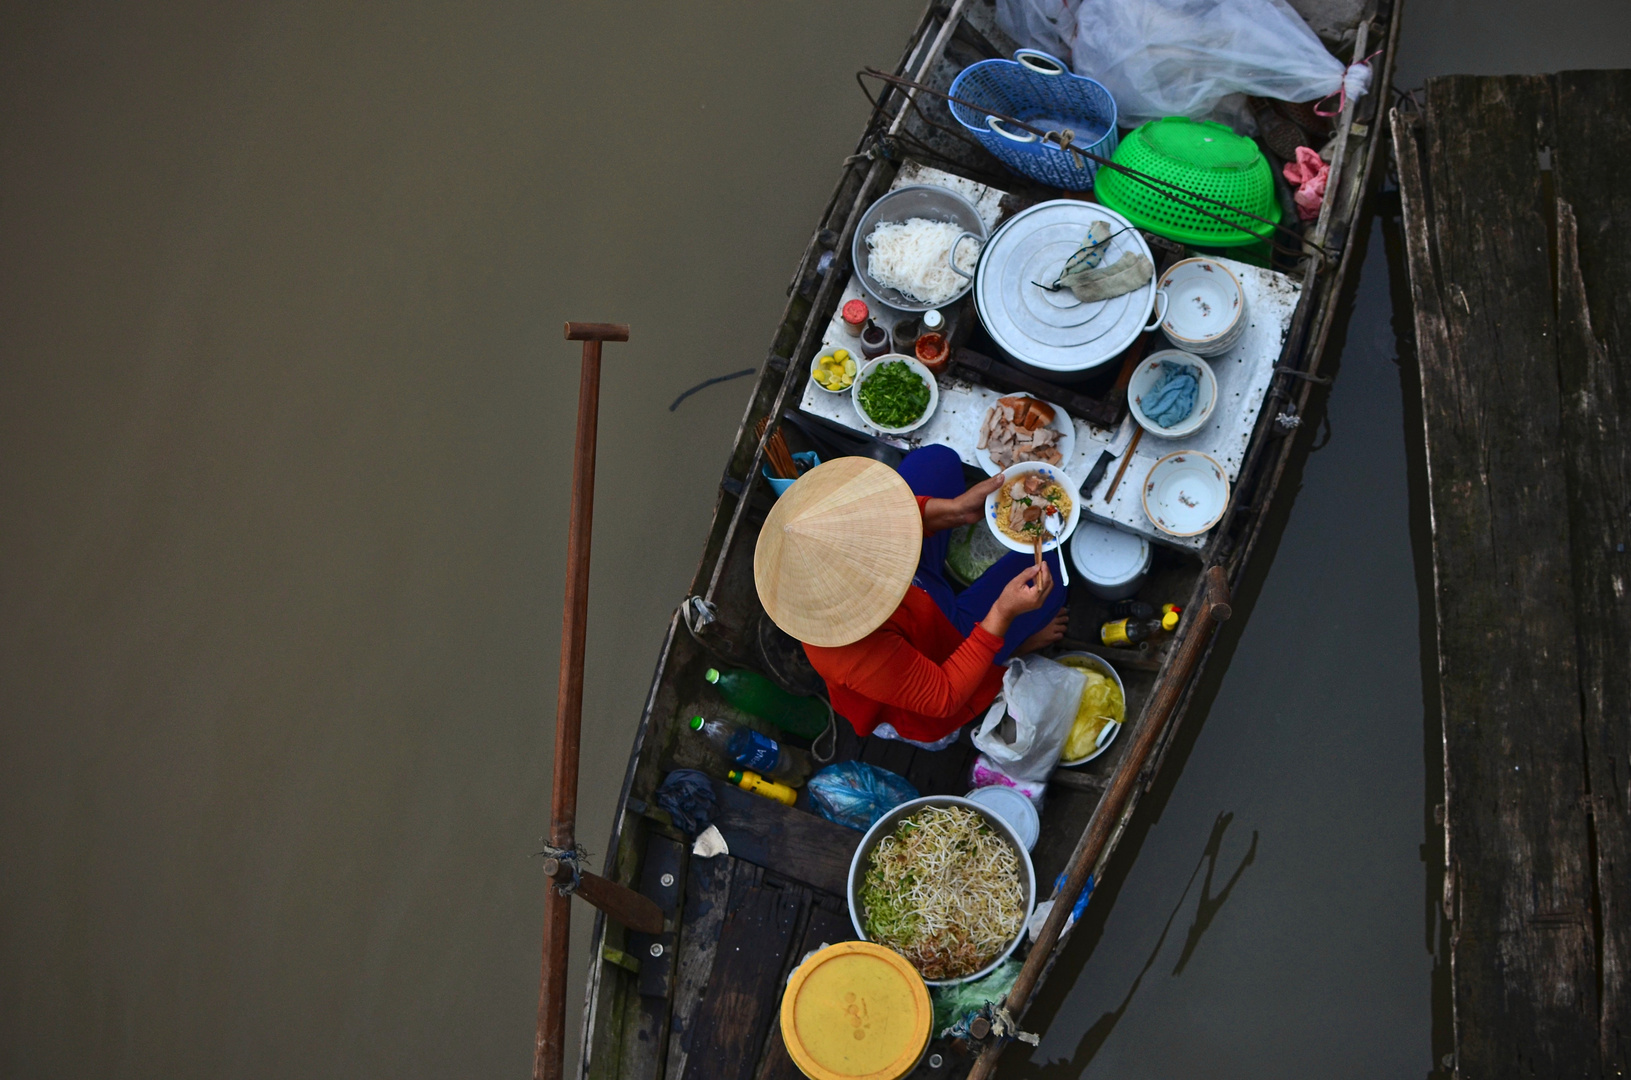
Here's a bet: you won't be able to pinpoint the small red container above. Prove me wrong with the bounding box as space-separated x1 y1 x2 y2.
841 299 869 337
914 332 950 373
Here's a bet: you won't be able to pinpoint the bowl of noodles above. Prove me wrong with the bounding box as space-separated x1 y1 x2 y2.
848 795 1036 985
983 461 1080 555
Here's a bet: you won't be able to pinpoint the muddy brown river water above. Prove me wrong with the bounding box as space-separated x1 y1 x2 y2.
2 2 1628 1077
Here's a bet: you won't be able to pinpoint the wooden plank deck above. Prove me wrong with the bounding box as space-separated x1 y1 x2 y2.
1391 72 1631 1077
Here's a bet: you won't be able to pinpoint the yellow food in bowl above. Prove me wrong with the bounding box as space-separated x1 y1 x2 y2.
1057 657 1125 760
812 348 858 391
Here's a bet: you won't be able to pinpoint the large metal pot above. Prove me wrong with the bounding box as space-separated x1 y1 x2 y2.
852 186 987 313
846 794 1037 986
973 199 1160 382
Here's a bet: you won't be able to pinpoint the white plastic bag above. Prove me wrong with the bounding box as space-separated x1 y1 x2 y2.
997 0 1348 126
972 655 1085 782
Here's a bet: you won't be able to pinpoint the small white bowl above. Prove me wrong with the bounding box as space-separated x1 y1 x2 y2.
1157 257 1246 357
851 354 939 434
1053 651 1126 767
1141 450 1230 537
809 347 858 393
1127 350 1217 439
983 460 1081 555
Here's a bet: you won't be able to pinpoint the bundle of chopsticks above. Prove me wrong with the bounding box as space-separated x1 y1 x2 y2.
755 417 800 480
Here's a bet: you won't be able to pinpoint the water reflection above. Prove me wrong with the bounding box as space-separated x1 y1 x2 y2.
1032 813 1258 1076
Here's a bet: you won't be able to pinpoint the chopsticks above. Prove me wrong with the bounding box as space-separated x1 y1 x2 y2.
755 417 800 480
1104 427 1144 504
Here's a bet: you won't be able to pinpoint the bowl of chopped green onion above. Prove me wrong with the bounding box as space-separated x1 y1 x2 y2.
847 795 1036 985
851 354 938 435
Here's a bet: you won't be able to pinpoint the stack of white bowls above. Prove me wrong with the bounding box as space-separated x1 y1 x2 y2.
1154 257 1248 357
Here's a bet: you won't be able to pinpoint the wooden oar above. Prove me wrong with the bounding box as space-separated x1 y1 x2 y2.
965 566 1233 1080
535 321 665 1080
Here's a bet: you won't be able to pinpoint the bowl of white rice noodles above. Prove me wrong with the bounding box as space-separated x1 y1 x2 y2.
852 185 987 313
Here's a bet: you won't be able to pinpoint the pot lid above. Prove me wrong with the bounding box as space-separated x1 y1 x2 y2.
975 200 1155 374
1070 520 1150 584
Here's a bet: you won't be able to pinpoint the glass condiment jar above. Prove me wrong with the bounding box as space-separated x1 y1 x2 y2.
841 298 869 338
891 315 921 355
914 331 950 373
921 308 946 333
860 321 891 359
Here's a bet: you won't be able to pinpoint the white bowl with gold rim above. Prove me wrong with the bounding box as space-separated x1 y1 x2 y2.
1141 450 1229 537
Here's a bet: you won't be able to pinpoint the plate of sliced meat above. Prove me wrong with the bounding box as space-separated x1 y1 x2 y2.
974 396 1076 475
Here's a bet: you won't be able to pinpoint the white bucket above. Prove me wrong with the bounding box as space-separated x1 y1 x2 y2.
1069 521 1151 600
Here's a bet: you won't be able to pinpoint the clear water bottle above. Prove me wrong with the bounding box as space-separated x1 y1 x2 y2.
703 667 829 740
688 715 812 786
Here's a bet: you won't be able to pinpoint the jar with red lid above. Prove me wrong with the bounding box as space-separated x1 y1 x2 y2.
840 299 869 338
914 332 950 373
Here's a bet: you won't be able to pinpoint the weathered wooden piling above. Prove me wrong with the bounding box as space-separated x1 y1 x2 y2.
1392 72 1630 1077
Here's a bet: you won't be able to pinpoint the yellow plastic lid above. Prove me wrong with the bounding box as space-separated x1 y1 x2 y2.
780 941 931 1080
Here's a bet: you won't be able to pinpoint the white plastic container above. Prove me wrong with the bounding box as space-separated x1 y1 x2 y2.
965 785 1041 851
1069 520 1151 600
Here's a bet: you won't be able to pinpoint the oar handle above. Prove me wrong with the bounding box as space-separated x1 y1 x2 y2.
565 321 630 342
535 321 630 1080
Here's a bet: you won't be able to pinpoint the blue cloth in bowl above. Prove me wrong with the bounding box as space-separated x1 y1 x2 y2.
1144 361 1199 428
764 451 821 497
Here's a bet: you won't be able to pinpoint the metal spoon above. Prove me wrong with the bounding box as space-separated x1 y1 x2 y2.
1045 510 1069 587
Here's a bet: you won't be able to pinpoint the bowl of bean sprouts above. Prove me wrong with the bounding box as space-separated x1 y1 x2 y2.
847 795 1037 985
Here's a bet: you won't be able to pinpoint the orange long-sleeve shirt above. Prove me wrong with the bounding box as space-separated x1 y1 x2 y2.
803 497 1004 744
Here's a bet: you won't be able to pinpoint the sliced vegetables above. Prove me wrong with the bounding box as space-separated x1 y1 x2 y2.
856 359 931 428
812 348 857 391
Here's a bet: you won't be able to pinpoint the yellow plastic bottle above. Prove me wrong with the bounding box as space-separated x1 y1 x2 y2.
727 768 797 806
1100 609 1180 647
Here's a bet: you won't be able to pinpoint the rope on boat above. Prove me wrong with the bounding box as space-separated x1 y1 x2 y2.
679 595 840 765
940 1002 1041 1046
538 844 586 896
680 596 718 637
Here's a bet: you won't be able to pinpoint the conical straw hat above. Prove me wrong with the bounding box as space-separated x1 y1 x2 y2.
754 457 922 648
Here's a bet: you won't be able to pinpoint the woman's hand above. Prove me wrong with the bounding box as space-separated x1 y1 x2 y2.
921 472 1006 534
979 562 1054 639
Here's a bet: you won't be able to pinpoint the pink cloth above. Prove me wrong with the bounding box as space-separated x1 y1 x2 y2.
1283 146 1329 222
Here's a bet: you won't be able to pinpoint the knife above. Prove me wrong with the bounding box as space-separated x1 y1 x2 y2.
1080 414 1137 498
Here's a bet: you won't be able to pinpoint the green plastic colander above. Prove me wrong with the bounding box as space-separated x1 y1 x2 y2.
1094 117 1281 248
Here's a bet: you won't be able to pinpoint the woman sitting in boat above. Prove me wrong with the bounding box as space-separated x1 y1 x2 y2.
754 446 1068 748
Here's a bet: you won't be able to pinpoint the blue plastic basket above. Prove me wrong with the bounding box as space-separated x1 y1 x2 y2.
948 50 1119 192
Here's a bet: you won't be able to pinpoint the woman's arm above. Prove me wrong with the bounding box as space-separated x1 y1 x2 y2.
841 563 1054 718
843 626 1005 719
920 472 1005 535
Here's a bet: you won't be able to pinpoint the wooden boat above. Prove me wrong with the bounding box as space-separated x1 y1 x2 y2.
568 3 1401 1077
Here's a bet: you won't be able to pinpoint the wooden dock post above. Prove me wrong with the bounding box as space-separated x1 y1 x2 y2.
1391 72 1630 1076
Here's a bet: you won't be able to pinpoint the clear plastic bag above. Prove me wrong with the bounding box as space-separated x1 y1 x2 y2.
972 655 1085 782
996 0 1346 125
807 762 919 832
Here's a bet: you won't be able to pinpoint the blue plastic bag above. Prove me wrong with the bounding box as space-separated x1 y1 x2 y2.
807 762 919 832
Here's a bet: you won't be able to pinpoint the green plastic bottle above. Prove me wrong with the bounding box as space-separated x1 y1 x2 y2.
703 667 829 740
